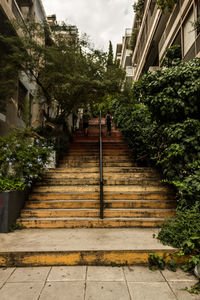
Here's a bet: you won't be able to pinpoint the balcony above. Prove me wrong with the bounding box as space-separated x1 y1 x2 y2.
125 28 132 36
16 0 33 7
158 2 180 55
134 2 158 66
12 0 24 21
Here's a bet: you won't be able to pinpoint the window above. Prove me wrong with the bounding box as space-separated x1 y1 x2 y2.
183 9 195 56
18 81 27 118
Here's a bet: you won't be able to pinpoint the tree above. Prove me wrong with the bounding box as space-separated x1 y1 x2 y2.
107 41 114 67
105 40 125 95
160 44 182 68
0 20 125 127
0 22 22 113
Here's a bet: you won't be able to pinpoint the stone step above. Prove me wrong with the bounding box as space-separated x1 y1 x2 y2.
0 228 179 267
59 162 99 167
32 185 171 193
33 186 100 193
45 168 99 173
17 217 167 228
59 162 138 167
42 173 162 180
66 152 131 156
29 192 174 201
37 179 164 186
29 192 100 201
43 173 101 179
75 132 121 137
36 179 100 186
21 208 175 219
25 199 176 209
44 167 160 174
61 155 131 161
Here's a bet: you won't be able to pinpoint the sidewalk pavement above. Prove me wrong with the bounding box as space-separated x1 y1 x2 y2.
0 266 199 300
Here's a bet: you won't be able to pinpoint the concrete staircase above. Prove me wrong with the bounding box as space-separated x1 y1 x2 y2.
17 118 176 228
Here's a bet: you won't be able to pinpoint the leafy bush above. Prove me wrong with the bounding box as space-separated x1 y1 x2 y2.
113 58 200 208
160 45 182 67
148 253 165 271
133 59 200 125
158 206 200 272
156 0 178 12
111 99 157 165
133 0 145 21
0 128 53 192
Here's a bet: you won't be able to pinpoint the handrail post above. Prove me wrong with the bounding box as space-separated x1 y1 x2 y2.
99 111 104 219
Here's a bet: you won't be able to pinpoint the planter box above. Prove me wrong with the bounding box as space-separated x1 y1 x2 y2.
0 190 28 233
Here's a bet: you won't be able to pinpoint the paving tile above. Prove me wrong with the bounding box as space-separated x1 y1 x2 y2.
47 266 86 281
87 266 124 281
169 281 200 300
85 281 130 300
0 282 43 300
124 266 164 282
128 282 177 300
161 268 197 281
7 267 50 282
0 268 15 282
40 281 85 300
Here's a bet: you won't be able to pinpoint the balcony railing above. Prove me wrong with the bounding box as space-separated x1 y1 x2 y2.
125 28 132 35
12 0 24 22
183 42 195 61
158 2 180 55
196 33 200 54
134 2 158 65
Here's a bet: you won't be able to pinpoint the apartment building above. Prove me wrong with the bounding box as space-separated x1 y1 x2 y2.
116 28 134 83
47 14 78 41
0 0 46 136
131 0 200 81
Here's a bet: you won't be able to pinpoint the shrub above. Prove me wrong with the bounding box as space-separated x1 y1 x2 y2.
111 99 157 165
0 128 53 192
158 206 200 271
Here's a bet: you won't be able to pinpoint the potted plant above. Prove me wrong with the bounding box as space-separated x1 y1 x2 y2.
0 128 53 232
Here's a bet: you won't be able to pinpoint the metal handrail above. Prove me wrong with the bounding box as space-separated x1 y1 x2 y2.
99 111 104 219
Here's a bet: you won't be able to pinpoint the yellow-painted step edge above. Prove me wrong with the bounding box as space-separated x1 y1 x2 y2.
0 250 187 267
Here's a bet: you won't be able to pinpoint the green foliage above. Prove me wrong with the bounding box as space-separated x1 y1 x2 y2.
133 59 200 124
160 44 182 67
133 0 145 21
167 259 178 272
0 128 53 192
158 206 200 271
156 0 178 12
129 28 138 51
192 17 200 33
0 20 125 126
21 95 32 128
107 41 114 67
148 253 166 271
9 223 26 232
0 177 26 192
185 281 200 294
91 94 113 118
111 98 156 164
131 59 200 207
0 31 22 113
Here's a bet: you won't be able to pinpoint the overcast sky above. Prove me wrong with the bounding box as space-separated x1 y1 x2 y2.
42 0 134 53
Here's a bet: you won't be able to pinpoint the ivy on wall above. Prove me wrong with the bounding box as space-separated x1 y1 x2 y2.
129 28 139 51
156 0 178 12
133 0 145 22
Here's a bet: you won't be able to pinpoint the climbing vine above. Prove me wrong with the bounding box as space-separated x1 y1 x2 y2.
129 28 139 51
133 0 145 22
156 0 178 12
